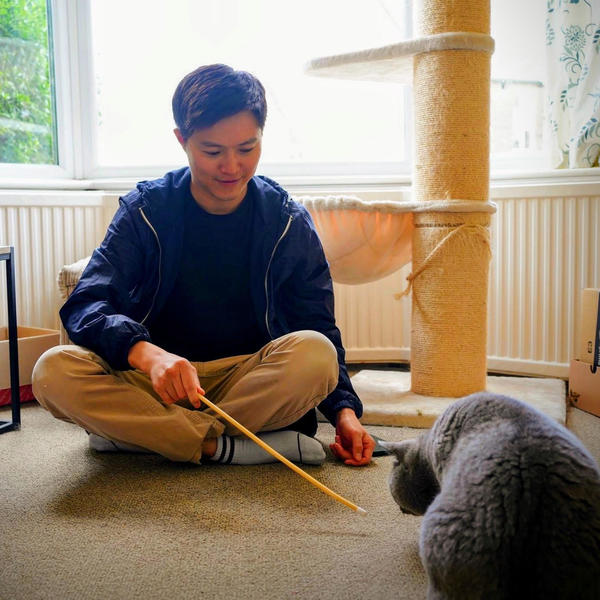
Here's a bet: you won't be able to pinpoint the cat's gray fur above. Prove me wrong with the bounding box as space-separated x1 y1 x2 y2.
382 392 600 600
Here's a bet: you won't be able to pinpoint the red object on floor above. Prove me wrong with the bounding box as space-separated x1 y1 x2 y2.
0 384 35 407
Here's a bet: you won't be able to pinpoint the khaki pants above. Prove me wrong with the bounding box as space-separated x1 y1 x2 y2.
32 330 338 464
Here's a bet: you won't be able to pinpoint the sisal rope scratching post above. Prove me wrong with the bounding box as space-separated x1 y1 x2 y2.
410 0 492 396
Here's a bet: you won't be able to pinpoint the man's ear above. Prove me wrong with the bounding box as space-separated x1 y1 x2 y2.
174 128 186 148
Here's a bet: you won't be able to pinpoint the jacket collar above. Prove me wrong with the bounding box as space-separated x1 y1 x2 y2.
248 175 291 229
135 168 290 229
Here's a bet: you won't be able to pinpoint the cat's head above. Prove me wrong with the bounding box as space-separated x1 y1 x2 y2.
380 439 439 516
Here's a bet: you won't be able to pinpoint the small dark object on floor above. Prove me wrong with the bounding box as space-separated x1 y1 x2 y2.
370 434 391 457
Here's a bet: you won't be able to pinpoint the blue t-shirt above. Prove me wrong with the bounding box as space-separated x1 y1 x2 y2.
149 187 268 361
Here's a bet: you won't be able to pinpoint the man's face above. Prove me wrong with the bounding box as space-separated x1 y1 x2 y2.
175 110 262 214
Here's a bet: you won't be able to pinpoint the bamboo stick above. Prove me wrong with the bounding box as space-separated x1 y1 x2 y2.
198 394 367 515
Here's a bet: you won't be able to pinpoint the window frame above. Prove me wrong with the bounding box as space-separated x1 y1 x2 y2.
0 0 416 184
0 0 588 188
77 0 416 182
0 0 70 180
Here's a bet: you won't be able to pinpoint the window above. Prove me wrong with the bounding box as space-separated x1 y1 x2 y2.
490 0 548 171
0 0 57 165
0 0 558 183
88 0 411 178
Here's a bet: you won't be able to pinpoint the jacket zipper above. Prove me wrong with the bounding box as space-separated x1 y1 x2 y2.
138 208 162 325
264 214 293 338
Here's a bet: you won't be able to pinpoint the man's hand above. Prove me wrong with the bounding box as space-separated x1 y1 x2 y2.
128 341 205 407
330 407 375 466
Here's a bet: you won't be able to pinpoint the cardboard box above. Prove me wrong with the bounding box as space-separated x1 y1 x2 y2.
577 288 600 365
0 326 59 405
569 359 600 418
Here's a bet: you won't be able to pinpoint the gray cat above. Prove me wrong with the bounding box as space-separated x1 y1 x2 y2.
382 392 600 600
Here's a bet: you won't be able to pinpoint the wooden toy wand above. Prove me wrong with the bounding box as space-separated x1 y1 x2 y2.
198 394 367 515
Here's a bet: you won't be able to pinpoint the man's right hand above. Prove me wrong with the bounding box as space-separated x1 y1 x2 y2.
127 341 205 407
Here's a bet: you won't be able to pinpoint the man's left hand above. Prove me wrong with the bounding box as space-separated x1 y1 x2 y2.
330 407 375 466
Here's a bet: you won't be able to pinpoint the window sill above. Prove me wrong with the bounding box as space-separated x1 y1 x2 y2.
0 167 597 196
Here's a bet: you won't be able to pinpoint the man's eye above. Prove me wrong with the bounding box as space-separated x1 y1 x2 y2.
203 151 220 157
239 147 255 154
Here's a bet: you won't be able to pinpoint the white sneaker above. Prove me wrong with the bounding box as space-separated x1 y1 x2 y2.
88 433 152 454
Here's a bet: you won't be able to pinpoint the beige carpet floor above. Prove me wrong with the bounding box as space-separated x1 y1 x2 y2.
1 401 598 600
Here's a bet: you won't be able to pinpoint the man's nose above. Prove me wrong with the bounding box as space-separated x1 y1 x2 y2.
219 151 239 174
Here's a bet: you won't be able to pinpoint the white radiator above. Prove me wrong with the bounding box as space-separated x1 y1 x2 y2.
0 192 118 331
0 185 598 378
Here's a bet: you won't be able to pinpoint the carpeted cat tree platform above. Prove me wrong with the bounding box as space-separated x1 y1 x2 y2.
304 0 566 426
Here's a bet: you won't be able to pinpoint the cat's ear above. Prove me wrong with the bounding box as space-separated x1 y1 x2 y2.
379 439 416 460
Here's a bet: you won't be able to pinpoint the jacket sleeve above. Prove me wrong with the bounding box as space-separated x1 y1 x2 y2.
279 207 363 425
59 199 153 370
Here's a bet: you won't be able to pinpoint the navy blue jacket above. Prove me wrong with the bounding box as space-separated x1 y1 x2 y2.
60 167 362 424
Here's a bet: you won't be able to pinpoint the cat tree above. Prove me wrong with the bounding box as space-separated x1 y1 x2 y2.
302 0 566 425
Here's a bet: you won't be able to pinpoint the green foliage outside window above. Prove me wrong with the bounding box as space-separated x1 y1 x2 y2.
0 0 56 164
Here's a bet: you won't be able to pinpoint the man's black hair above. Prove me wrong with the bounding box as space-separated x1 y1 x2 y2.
172 64 267 140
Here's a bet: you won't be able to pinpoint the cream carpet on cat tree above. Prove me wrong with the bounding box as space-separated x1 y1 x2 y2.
350 370 567 427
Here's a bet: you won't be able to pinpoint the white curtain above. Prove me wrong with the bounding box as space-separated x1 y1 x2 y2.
546 0 600 168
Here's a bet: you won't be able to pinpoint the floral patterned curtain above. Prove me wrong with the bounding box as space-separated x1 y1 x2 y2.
546 0 600 168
